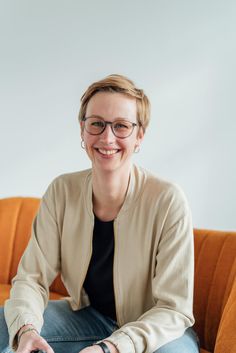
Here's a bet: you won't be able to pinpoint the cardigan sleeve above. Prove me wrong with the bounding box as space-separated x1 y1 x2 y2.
4 180 61 351
100 187 195 353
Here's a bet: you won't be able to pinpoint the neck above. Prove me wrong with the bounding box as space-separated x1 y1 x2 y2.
92 165 131 221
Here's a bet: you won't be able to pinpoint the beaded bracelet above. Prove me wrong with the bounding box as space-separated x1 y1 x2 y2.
18 327 38 344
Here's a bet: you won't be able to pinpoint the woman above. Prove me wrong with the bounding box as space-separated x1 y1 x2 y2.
1 74 199 353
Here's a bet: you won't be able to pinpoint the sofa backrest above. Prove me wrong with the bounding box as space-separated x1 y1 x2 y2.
0 197 68 295
193 229 236 352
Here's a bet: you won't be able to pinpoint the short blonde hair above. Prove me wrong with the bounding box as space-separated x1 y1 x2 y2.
78 74 150 132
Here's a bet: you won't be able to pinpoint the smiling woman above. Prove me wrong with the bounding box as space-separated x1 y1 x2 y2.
80 92 143 182
1 74 200 353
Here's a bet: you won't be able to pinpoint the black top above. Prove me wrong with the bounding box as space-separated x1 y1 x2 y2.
83 215 117 321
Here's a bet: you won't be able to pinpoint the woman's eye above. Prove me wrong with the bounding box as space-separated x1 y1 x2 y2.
91 121 104 127
114 123 129 129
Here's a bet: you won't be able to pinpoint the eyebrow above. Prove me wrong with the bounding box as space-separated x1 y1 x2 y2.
85 115 131 121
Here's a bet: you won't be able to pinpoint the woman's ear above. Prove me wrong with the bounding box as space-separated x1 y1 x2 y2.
137 126 144 144
80 121 84 139
134 127 144 153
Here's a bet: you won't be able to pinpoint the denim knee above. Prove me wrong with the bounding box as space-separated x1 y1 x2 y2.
0 307 11 353
154 328 200 353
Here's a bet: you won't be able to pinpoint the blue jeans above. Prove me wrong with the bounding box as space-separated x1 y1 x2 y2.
0 300 200 353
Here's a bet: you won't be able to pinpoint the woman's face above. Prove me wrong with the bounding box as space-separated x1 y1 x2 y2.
81 92 144 174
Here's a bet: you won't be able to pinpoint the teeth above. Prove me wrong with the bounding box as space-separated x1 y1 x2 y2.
98 149 118 155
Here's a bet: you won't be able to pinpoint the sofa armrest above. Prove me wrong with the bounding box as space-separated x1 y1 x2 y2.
215 277 236 353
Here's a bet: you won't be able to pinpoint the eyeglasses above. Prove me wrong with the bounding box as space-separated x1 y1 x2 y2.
82 116 138 138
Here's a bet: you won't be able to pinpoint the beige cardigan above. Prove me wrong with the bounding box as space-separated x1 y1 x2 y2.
4 164 195 353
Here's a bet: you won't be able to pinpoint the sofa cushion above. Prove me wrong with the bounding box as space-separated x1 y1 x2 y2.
0 284 12 305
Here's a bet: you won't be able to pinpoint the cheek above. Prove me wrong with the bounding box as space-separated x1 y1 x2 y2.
122 140 136 154
83 133 96 147
129 136 139 149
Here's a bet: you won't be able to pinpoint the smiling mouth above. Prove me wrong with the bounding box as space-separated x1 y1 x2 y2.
95 148 120 155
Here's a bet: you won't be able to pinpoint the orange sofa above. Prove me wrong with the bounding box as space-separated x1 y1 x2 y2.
0 197 235 353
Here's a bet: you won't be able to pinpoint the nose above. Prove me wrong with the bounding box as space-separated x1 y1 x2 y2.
99 123 115 143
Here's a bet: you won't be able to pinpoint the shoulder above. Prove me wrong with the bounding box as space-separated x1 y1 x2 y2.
134 164 190 215
52 168 91 188
43 168 92 201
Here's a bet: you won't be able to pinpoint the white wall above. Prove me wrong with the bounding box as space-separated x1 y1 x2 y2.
1 0 235 230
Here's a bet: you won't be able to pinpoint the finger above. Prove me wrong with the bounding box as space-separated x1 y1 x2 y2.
30 342 55 353
34 340 55 353
18 338 55 353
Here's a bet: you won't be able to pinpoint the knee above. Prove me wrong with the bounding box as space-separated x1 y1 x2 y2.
153 328 199 353
0 307 11 353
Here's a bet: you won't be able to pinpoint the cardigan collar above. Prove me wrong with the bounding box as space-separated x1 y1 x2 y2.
83 164 147 219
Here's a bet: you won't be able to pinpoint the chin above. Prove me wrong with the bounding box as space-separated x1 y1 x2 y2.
93 159 132 174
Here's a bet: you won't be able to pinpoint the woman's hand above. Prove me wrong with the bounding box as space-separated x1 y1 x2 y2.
79 341 119 353
16 325 54 353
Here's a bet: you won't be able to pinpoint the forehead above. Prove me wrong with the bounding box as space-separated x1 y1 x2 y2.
86 92 137 121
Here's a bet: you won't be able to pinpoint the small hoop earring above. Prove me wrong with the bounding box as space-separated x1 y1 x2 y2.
134 145 140 153
81 140 85 149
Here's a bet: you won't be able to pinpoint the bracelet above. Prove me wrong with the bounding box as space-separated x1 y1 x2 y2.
18 327 38 344
95 342 111 353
